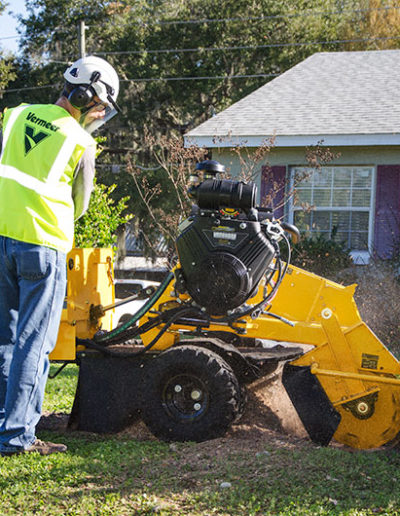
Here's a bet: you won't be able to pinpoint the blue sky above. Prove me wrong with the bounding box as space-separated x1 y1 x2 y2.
0 0 27 54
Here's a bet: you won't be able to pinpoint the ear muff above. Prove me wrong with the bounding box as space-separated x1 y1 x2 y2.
68 84 95 110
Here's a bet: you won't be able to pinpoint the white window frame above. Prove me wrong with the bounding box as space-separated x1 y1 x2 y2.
287 166 376 264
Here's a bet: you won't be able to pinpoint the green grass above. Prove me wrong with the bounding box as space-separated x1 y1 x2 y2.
42 364 79 413
1 365 400 515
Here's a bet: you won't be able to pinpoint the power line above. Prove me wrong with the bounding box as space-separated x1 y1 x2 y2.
121 72 280 83
150 4 400 25
3 33 400 94
0 83 59 94
96 35 400 57
3 2 398 41
0 73 277 94
96 162 162 171
3 28 400 94
0 35 21 41
86 4 400 28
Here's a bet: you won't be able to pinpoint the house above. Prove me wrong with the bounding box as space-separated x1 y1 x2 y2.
185 50 400 263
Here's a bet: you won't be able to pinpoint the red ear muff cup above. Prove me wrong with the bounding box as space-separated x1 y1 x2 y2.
68 85 94 109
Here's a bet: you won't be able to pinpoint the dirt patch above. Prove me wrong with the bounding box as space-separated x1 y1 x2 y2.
38 367 314 453
236 368 308 439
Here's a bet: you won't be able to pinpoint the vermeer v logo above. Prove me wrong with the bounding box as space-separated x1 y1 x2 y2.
24 124 50 155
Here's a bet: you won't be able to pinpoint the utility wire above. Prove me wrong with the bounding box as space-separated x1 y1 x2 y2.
147 4 400 25
0 35 21 40
96 35 400 56
96 162 162 171
0 72 277 94
86 3 400 28
2 33 400 94
3 2 400 40
0 83 59 94
121 72 279 83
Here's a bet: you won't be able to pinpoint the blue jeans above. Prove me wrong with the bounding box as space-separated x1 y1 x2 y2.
0 237 66 452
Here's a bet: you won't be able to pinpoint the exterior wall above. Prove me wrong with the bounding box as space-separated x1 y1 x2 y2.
211 145 400 259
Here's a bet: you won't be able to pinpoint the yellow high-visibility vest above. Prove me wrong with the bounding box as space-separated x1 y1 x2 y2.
0 103 95 252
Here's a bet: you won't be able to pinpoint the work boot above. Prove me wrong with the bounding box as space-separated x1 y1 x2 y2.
1 439 67 456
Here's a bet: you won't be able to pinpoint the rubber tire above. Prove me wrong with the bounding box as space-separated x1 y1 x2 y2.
235 385 248 423
141 345 241 442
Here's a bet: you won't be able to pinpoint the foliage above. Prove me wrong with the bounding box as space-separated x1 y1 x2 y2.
290 232 353 279
342 0 400 51
0 59 16 93
74 180 132 248
0 1 17 94
125 132 208 259
121 134 342 259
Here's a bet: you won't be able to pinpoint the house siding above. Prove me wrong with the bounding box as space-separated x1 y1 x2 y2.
374 165 400 259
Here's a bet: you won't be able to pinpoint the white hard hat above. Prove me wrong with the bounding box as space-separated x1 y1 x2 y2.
64 55 119 108
64 56 120 133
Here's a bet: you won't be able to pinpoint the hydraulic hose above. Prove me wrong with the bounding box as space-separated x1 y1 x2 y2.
78 305 196 357
95 271 174 343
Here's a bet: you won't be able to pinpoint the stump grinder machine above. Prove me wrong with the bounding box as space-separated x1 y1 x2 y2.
50 160 400 450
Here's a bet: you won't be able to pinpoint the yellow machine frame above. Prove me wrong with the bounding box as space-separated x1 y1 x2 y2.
52 248 400 449
51 248 115 361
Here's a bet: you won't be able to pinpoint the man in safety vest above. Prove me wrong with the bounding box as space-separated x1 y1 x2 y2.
0 56 120 456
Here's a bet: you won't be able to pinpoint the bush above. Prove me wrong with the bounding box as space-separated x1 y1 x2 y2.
74 180 132 248
289 233 353 279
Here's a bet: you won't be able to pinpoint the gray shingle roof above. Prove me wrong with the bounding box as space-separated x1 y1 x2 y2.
186 50 400 141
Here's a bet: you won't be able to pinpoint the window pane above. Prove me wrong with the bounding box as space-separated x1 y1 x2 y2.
313 169 332 187
333 231 350 247
351 212 369 231
295 189 312 205
313 212 330 231
332 211 350 231
314 189 331 206
350 232 369 250
333 168 351 187
332 189 350 206
293 168 312 185
352 189 371 207
294 210 311 230
353 168 372 188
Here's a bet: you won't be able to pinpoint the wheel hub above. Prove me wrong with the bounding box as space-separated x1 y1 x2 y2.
163 374 209 421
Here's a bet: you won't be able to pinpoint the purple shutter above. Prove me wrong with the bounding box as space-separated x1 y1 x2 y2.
374 165 400 259
260 165 286 219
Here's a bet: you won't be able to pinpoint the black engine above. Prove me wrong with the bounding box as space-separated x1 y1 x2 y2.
175 160 288 316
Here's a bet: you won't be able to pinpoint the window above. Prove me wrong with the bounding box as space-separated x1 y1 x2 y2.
289 166 374 261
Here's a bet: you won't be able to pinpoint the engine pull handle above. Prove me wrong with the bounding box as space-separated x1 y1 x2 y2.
280 222 301 244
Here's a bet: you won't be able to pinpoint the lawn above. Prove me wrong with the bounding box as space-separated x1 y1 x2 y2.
1 364 400 515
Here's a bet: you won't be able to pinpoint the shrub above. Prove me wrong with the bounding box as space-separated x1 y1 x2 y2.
74 180 132 248
289 233 353 279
